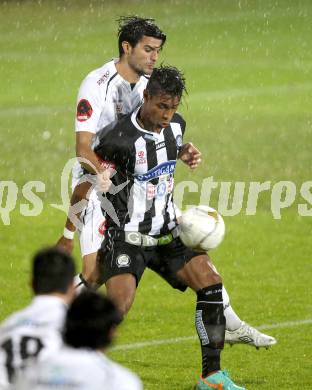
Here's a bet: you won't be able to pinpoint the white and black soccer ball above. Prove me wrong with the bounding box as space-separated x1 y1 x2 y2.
179 205 225 251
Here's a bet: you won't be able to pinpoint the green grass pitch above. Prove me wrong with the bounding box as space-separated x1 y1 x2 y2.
1 1 311 389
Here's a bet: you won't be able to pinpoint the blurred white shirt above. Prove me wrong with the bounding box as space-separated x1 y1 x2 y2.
0 296 66 389
13 346 143 390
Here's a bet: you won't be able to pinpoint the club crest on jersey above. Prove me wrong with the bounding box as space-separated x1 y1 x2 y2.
135 161 176 182
116 254 131 268
77 99 93 122
157 181 167 197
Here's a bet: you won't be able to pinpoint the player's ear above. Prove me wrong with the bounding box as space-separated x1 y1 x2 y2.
121 41 132 56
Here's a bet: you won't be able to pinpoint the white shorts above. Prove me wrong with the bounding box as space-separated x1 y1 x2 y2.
72 164 106 257
79 192 106 256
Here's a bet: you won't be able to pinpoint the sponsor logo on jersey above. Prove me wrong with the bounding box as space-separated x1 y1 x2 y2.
135 161 176 182
115 102 123 114
77 99 93 122
146 177 174 200
156 141 166 150
116 254 131 268
136 150 147 165
97 70 110 86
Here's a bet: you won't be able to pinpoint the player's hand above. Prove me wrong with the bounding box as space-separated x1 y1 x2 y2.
56 236 74 255
96 169 112 193
178 142 202 169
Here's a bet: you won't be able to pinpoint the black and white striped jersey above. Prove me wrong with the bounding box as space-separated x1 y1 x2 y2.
94 107 186 236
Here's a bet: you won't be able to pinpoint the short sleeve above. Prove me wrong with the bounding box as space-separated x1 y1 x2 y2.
75 76 103 134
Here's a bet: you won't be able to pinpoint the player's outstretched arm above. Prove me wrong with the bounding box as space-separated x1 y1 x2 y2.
178 142 202 169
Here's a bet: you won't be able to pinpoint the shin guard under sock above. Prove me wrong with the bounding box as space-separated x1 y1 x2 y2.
195 283 225 377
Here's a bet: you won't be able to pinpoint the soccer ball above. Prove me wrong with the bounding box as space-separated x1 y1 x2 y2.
179 205 225 251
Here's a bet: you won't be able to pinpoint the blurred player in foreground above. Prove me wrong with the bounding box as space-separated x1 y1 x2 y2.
56 16 276 350
13 291 142 390
0 248 76 389
94 65 246 390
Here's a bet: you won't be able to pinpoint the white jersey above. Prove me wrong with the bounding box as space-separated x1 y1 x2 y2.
73 59 149 184
0 296 66 389
13 346 142 390
75 58 148 134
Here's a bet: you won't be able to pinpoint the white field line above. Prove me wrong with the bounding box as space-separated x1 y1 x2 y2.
111 318 312 351
1 82 312 118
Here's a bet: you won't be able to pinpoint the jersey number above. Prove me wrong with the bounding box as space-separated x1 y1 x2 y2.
1 336 44 382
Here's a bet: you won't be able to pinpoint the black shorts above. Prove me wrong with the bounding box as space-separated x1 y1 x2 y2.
97 233 204 291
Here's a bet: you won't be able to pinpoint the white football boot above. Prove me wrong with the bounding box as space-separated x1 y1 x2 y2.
225 322 277 349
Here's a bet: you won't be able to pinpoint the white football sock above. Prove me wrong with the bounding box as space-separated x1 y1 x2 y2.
222 285 243 331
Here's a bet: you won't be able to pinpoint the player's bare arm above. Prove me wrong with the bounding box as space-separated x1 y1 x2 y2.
76 131 105 174
178 142 202 169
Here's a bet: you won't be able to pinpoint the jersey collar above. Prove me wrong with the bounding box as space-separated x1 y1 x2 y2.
131 107 165 139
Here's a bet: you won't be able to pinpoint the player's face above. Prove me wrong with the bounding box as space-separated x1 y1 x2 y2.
144 92 181 131
128 36 163 75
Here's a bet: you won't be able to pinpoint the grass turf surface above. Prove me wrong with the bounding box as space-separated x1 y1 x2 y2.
1 1 311 389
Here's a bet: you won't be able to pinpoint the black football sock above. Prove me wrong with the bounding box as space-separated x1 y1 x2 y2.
195 283 225 378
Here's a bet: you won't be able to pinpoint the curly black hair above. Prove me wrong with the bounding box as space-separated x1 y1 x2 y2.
117 16 166 56
146 65 187 98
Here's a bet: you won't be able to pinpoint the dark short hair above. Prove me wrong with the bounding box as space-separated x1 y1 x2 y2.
146 65 187 99
64 291 122 350
32 247 75 294
117 16 166 57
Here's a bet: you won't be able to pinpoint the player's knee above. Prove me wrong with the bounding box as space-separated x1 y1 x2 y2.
105 274 136 317
108 292 133 317
194 255 222 287
199 269 222 287
118 300 132 317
